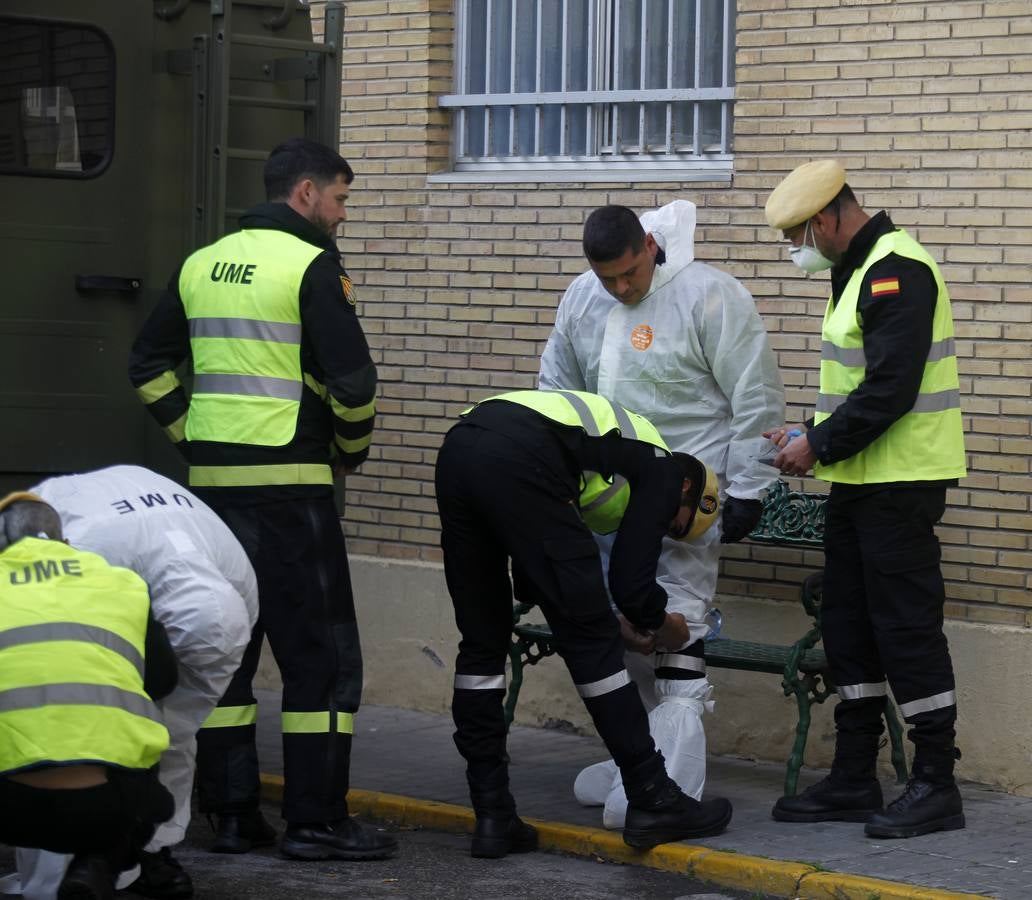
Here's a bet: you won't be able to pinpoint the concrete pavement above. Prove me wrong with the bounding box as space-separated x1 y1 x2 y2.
254 689 1031 899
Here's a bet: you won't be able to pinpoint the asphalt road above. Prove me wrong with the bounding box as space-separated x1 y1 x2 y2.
0 807 775 900
173 812 772 899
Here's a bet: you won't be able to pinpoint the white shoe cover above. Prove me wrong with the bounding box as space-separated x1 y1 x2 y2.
573 759 619 807
600 680 714 830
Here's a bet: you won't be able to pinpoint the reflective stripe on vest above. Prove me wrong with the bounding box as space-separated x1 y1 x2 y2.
179 229 322 447
188 463 333 489
0 622 144 678
0 538 169 774
0 683 163 723
813 229 966 484
467 390 670 534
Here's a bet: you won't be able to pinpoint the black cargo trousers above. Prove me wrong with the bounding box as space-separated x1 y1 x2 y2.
196 496 362 824
821 482 958 782
435 422 657 793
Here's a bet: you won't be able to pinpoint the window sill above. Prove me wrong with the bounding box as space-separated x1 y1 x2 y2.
427 158 733 185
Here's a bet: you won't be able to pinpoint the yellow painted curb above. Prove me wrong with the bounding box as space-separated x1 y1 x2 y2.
259 774 992 900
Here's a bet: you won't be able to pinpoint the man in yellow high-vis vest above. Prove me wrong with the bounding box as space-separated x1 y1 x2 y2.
0 493 176 900
436 390 731 856
129 138 392 862
763 161 967 839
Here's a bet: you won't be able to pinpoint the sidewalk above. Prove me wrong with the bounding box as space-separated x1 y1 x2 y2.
255 689 1029 899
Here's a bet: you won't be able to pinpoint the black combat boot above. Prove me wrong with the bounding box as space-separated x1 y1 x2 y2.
209 809 278 854
467 766 538 859
622 753 732 850
57 854 115 900
126 848 193 899
772 771 882 823
772 730 882 823
865 748 964 838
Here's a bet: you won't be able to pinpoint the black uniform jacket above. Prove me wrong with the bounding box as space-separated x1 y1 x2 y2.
129 203 377 505
463 400 684 631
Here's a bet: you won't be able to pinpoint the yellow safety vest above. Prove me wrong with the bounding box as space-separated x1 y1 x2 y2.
179 229 323 447
814 230 966 484
466 390 670 534
0 538 169 775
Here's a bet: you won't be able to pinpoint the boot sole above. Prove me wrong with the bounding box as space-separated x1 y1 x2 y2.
279 838 398 861
209 835 277 855
864 812 965 839
470 834 539 858
772 807 878 824
623 804 733 850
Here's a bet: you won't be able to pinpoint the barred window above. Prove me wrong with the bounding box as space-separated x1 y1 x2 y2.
436 0 735 183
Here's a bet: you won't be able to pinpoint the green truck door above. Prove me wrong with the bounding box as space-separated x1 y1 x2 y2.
0 2 153 482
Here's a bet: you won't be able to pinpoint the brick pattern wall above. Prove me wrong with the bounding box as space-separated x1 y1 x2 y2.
311 0 1032 622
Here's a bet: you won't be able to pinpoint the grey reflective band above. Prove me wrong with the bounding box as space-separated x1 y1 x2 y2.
926 337 956 363
656 654 706 674
822 337 955 369
555 390 600 436
899 689 957 719
580 474 628 512
816 389 960 416
190 317 301 344
576 669 631 699
193 374 303 401
555 390 639 443
609 401 637 438
910 389 961 413
454 674 506 691
815 393 845 414
837 681 888 701
0 683 162 723
821 341 866 368
0 623 144 678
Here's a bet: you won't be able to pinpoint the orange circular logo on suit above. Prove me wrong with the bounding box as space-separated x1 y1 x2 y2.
630 324 654 350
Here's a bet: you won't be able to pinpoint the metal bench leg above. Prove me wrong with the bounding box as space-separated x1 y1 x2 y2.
884 700 909 784
784 683 813 797
503 640 525 729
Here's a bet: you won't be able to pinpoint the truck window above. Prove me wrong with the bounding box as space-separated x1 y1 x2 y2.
0 17 114 177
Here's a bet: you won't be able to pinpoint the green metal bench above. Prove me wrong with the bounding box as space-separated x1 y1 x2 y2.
504 479 909 797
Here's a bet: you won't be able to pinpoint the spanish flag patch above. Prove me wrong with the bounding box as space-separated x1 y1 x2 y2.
870 277 900 297
340 274 356 306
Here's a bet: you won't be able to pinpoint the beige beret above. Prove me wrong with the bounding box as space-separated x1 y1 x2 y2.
764 160 847 230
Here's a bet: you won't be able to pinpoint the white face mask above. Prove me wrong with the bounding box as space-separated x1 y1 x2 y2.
788 220 833 273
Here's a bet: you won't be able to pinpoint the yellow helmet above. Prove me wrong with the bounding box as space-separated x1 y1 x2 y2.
670 453 721 542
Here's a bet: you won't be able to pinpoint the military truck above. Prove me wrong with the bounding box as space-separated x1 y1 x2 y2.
0 0 343 492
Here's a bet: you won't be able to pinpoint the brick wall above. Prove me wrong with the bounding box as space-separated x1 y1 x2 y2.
311 0 1032 623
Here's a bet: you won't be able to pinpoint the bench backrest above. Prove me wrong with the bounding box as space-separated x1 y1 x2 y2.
747 480 827 548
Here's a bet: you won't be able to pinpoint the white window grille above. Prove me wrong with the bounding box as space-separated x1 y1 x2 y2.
435 0 735 183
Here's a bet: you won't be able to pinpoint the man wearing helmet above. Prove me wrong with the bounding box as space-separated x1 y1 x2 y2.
435 389 730 858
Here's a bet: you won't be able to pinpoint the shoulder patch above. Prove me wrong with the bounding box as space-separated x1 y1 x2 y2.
870 276 900 297
340 275 356 306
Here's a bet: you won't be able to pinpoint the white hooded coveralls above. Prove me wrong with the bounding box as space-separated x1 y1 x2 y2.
539 200 784 827
3 466 257 899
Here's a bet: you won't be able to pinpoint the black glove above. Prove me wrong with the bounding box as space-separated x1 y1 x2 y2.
720 496 763 544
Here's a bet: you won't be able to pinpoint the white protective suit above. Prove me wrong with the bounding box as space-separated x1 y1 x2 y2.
539 199 784 828
1 465 257 900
